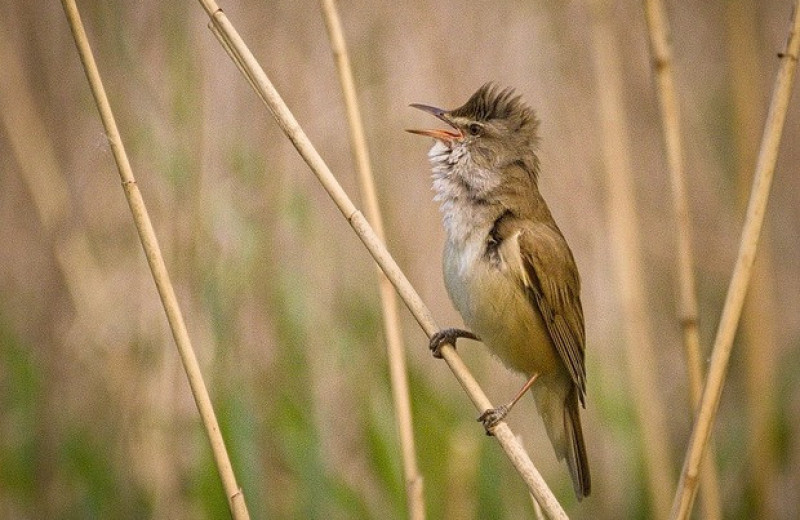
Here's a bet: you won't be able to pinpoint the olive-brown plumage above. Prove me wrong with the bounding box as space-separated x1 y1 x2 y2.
409 84 591 499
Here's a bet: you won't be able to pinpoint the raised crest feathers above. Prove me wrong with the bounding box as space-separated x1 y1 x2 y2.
450 83 536 130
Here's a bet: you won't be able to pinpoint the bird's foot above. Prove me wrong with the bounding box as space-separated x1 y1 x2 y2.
429 328 478 359
478 404 509 436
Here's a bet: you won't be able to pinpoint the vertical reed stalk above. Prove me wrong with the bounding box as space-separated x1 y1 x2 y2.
670 4 800 518
197 1 567 516
60 2 250 518
318 2 426 518
588 1 675 516
641 1 722 518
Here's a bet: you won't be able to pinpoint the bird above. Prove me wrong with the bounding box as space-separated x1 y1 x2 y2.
407 83 591 499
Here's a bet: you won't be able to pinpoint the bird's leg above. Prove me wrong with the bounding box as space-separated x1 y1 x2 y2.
479 373 540 435
428 328 479 359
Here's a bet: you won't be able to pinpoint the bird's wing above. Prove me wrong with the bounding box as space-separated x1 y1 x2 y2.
501 220 587 402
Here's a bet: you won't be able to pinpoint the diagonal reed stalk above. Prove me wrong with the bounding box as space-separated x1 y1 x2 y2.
59 1 250 518
318 1 425 518
641 1 722 518
587 1 675 517
199 0 567 517
669 3 800 518
725 2 780 515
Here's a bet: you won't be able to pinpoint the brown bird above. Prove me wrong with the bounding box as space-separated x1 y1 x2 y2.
408 83 590 499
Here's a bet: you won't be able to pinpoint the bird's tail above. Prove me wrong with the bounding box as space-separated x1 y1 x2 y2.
564 386 591 499
533 382 591 500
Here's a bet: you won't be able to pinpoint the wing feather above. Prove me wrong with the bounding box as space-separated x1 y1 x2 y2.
515 225 587 403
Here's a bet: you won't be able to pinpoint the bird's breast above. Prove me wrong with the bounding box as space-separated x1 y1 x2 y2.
442 223 560 376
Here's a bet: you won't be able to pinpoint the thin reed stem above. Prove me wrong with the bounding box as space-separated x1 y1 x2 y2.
318 1 425 518
59 2 250 518
725 2 780 515
587 1 675 517
197 0 567 516
670 3 800 518
641 1 722 518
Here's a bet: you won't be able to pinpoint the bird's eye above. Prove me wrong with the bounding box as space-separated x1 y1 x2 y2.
468 123 483 136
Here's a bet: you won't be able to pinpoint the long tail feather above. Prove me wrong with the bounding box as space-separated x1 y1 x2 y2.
564 387 591 499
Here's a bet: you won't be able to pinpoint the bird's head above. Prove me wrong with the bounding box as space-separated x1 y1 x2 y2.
407 83 540 176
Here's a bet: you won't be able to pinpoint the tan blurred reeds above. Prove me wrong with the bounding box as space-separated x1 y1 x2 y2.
1 2 799 518
0 20 90 312
587 2 675 516
642 1 722 518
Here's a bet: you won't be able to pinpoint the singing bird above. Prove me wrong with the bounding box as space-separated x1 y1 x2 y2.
408 83 590 499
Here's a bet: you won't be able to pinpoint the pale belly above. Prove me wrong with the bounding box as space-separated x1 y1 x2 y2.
443 236 561 377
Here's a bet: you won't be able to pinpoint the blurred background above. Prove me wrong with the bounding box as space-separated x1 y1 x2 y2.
1 0 798 518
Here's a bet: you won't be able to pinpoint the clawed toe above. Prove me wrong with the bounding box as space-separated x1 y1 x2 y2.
428 328 478 359
428 331 450 359
478 405 509 435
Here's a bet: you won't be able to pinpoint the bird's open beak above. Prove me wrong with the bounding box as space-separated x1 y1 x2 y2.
406 104 462 141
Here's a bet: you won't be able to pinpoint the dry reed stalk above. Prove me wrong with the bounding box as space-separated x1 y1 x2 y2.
641 1 722 518
670 3 800 518
59 2 250 518
318 2 425 518
725 1 780 515
198 1 567 516
587 2 675 517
